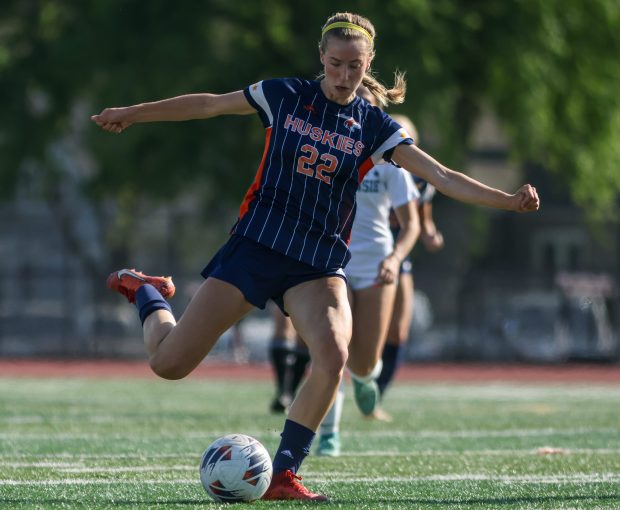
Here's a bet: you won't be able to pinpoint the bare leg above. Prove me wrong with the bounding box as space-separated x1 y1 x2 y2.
143 277 254 380
283 277 351 431
377 272 414 399
347 284 398 377
386 272 414 347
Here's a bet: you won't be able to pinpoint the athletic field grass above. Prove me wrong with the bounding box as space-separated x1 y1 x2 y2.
1 367 619 509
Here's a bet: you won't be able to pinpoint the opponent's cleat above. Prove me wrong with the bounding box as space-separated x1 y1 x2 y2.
316 432 341 457
262 469 328 502
106 268 175 304
352 378 380 416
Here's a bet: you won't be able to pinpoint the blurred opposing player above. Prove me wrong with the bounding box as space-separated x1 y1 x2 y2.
374 114 445 421
93 11 539 501
269 306 310 413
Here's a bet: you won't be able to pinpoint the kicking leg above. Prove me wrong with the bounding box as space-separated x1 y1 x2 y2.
137 277 253 379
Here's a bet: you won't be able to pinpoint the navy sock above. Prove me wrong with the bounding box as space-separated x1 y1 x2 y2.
272 419 315 475
377 342 403 396
135 284 172 325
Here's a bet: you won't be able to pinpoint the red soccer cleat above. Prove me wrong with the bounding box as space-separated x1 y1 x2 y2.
262 470 328 502
106 268 175 304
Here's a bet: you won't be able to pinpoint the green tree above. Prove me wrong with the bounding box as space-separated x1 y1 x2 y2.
1 0 619 270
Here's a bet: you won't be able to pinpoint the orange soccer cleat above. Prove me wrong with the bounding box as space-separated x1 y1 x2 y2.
106 268 175 304
262 470 328 502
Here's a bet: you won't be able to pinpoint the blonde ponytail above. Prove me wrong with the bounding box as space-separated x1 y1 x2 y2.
361 71 407 108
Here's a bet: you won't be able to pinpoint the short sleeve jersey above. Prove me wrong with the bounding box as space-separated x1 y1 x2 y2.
346 163 419 278
234 78 414 270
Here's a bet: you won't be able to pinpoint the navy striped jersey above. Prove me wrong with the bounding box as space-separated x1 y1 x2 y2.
233 77 414 269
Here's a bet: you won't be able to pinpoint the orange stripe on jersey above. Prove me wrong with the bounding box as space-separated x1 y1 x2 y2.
357 157 374 184
238 127 272 219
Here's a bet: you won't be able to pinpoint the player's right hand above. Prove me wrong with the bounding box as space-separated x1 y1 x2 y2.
375 254 400 286
513 184 540 212
91 108 133 134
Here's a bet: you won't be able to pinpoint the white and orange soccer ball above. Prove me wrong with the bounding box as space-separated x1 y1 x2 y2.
199 433 273 503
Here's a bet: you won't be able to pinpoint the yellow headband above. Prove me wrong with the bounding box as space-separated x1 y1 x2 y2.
321 21 373 43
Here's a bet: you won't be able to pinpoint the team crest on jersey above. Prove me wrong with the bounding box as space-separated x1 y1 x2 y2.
338 114 361 131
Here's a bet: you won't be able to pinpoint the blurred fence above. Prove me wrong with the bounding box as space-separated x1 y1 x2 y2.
1 266 618 364
2 203 618 363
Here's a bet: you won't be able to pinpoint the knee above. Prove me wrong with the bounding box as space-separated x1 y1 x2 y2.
312 336 349 382
397 327 410 345
356 359 378 378
149 355 190 381
388 323 409 345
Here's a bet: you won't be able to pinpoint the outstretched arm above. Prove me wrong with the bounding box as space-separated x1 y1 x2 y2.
90 90 254 133
392 144 539 213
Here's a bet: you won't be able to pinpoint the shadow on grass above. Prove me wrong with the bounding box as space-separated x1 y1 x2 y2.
337 493 620 507
0 498 205 507
2 494 619 508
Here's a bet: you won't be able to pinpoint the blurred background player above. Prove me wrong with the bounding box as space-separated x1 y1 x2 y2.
269 307 310 413
316 86 421 456
374 113 445 422
230 320 250 364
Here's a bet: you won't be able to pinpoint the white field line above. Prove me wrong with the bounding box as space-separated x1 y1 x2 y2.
0 453 194 460
1 426 618 441
314 473 620 484
2 448 620 475
0 479 197 486
0 464 195 472
343 427 620 439
344 448 620 457
388 385 620 399
2 473 620 486
2 447 620 465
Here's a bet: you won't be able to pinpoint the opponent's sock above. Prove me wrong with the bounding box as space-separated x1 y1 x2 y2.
272 419 315 474
350 359 383 384
377 343 403 396
270 340 294 398
289 346 310 396
135 284 172 325
319 380 345 436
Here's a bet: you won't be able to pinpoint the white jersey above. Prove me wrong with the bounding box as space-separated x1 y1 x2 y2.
346 162 419 279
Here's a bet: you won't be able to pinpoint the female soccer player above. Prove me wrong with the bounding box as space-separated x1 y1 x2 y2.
92 12 539 501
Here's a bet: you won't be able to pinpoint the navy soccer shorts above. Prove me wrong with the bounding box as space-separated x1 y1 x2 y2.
201 234 346 315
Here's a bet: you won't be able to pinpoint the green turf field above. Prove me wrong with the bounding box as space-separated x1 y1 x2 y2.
0 375 619 509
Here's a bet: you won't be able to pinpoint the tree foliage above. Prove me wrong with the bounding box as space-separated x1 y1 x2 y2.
1 0 619 224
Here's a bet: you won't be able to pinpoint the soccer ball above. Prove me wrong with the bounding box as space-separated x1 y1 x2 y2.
199 433 273 503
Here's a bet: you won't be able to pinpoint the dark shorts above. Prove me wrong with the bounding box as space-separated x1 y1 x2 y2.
400 259 413 275
201 234 346 315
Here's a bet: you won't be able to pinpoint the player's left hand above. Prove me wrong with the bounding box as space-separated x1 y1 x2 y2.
421 230 444 252
513 184 540 212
